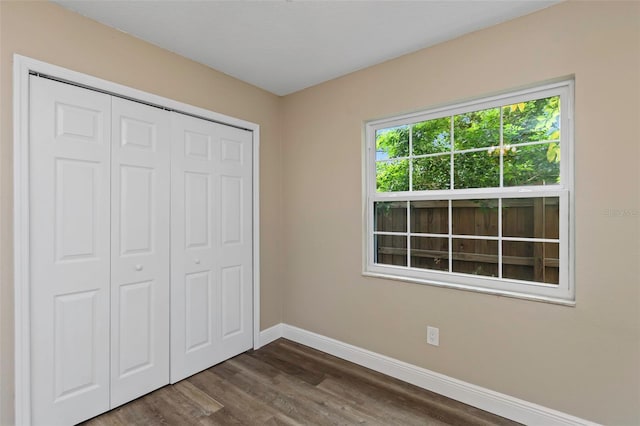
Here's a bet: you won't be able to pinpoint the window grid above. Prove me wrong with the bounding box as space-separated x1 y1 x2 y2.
373 198 561 276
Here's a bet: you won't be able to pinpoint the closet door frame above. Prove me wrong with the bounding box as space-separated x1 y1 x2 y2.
13 54 262 426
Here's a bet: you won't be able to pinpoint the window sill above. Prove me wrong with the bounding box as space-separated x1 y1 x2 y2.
362 270 576 307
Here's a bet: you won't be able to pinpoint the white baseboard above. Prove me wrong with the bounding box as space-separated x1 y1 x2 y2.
259 323 598 426
258 323 283 348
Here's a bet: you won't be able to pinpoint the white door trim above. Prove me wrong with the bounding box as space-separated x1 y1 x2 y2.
13 54 262 425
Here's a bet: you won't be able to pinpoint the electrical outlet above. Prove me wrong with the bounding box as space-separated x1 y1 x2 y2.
427 326 439 346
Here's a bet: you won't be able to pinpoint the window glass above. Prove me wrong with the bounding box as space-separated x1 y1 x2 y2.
451 238 498 277
412 117 451 155
376 126 409 159
502 197 559 239
452 199 498 236
410 200 448 234
374 201 407 233
503 241 560 285
503 144 560 186
375 235 407 266
453 107 500 150
503 96 560 145
453 151 500 189
411 237 448 271
376 159 409 192
412 156 450 190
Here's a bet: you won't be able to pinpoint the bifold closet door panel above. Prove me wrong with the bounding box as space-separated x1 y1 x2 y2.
170 113 220 382
216 122 253 362
170 113 253 383
110 98 171 407
29 76 111 425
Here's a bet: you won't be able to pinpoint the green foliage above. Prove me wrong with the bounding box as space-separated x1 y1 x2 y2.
454 107 500 150
376 125 409 158
413 156 449 190
454 151 500 189
375 96 561 192
376 160 409 192
413 117 450 155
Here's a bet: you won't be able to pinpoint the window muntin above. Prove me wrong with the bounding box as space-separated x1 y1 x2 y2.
366 81 573 302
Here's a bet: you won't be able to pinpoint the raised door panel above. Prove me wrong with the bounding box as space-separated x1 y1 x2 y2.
53 291 100 400
117 281 153 377
185 130 211 160
185 172 211 249
55 159 100 261
185 271 213 352
220 176 243 245
110 97 170 408
55 102 103 144
120 116 156 151
119 165 153 255
30 76 111 425
221 266 243 338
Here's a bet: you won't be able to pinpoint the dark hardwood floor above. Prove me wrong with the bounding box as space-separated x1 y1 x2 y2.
83 339 519 425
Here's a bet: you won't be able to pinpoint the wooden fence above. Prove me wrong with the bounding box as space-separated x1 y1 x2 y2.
375 198 559 284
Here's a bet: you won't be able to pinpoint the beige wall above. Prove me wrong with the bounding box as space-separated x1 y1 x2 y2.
281 1 639 424
0 1 283 424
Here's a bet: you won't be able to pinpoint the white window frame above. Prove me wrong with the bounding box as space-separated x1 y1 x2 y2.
363 80 575 304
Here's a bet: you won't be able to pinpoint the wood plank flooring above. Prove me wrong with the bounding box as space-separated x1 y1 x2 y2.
83 339 519 425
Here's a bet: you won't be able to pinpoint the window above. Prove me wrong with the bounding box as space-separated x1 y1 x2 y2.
364 80 574 302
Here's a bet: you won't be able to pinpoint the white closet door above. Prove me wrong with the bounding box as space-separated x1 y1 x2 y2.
110 98 171 407
170 113 253 382
29 76 111 425
216 122 254 362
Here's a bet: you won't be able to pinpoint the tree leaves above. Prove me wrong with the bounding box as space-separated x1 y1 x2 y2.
547 142 561 163
509 102 526 113
375 96 561 192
